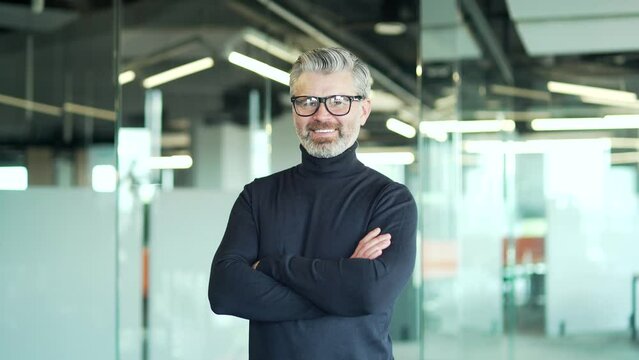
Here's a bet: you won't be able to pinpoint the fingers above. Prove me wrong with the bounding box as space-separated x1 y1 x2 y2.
350 228 392 259
358 234 391 259
360 227 382 244
350 227 382 259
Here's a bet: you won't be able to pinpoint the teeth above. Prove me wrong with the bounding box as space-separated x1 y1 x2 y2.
314 129 335 133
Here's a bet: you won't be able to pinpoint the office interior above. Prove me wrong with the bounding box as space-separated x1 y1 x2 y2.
0 0 638 359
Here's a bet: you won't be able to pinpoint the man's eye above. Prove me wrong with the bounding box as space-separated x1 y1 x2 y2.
295 98 310 107
331 97 346 105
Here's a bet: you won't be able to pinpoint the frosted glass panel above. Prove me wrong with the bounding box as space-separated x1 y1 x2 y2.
545 143 639 335
118 189 144 360
459 153 505 333
0 189 115 360
149 190 247 360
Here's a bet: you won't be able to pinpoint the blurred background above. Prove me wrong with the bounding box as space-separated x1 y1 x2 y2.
0 0 638 359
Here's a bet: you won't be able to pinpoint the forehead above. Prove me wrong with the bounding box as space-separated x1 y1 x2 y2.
292 71 356 96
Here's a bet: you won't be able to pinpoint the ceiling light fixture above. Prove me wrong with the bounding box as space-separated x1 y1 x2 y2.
386 118 416 138
580 96 639 110
228 51 290 86
611 152 639 164
118 70 136 85
374 22 407 36
531 116 639 131
547 81 637 102
142 57 214 89
242 31 300 63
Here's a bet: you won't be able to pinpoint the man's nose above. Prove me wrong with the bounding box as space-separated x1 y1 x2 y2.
313 103 332 120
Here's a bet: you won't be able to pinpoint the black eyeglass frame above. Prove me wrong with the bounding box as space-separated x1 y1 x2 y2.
290 95 364 117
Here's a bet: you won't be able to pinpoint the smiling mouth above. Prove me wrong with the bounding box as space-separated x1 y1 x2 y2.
313 129 336 133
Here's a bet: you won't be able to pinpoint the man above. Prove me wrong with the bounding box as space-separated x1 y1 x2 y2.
208 47 417 360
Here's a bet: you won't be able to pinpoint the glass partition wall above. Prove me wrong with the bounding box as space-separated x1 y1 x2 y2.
418 1 639 359
3 1 637 360
0 2 118 360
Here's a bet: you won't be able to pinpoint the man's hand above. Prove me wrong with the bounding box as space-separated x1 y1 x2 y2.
350 228 391 259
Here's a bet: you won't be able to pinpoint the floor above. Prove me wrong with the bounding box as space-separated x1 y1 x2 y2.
393 332 639 360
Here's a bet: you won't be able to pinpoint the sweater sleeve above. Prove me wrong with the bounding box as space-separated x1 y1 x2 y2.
256 183 417 317
208 185 325 322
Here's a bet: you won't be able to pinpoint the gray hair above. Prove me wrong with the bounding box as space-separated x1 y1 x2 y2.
289 47 373 98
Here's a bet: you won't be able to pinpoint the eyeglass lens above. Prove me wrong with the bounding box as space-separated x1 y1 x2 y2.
293 95 353 116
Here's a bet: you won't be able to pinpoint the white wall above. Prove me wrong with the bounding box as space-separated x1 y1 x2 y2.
0 189 116 360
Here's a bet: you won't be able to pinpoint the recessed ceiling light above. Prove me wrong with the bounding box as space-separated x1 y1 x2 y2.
374 22 406 36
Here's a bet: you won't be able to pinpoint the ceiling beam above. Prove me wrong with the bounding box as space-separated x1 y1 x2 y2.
461 0 514 85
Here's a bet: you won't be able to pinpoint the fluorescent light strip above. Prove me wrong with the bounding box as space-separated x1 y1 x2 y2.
581 96 639 110
0 93 62 116
386 118 416 138
547 81 637 102
357 152 415 165
243 32 300 63
420 120 515 134
610 137 639 149
146 155 193 169
119 70 136 85
142 57 214 89
228 51 290 86
64 102 116 121
611 152 639 164
531 117 639 131
374 22 407 35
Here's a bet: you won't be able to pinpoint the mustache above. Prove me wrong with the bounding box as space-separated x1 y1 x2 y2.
307 123 341 131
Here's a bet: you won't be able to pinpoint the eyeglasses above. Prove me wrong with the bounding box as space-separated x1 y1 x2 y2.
290 95 363 117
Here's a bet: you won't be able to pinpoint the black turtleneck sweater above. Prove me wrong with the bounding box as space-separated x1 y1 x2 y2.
208 143 417 360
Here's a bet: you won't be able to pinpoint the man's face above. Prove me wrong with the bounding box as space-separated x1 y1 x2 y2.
291 71 371 158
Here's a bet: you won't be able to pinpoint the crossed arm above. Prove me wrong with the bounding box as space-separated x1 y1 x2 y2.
208 183 417 321
252 227 391 269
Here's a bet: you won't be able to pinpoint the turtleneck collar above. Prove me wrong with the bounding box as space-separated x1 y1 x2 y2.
297 142 365 178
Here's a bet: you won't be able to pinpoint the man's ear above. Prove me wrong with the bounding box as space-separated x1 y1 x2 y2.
359 98 372 126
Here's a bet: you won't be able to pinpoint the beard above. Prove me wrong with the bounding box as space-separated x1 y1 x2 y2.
296 121 360 158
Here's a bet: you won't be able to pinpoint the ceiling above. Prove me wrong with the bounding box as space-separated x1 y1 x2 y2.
0 0 638 157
